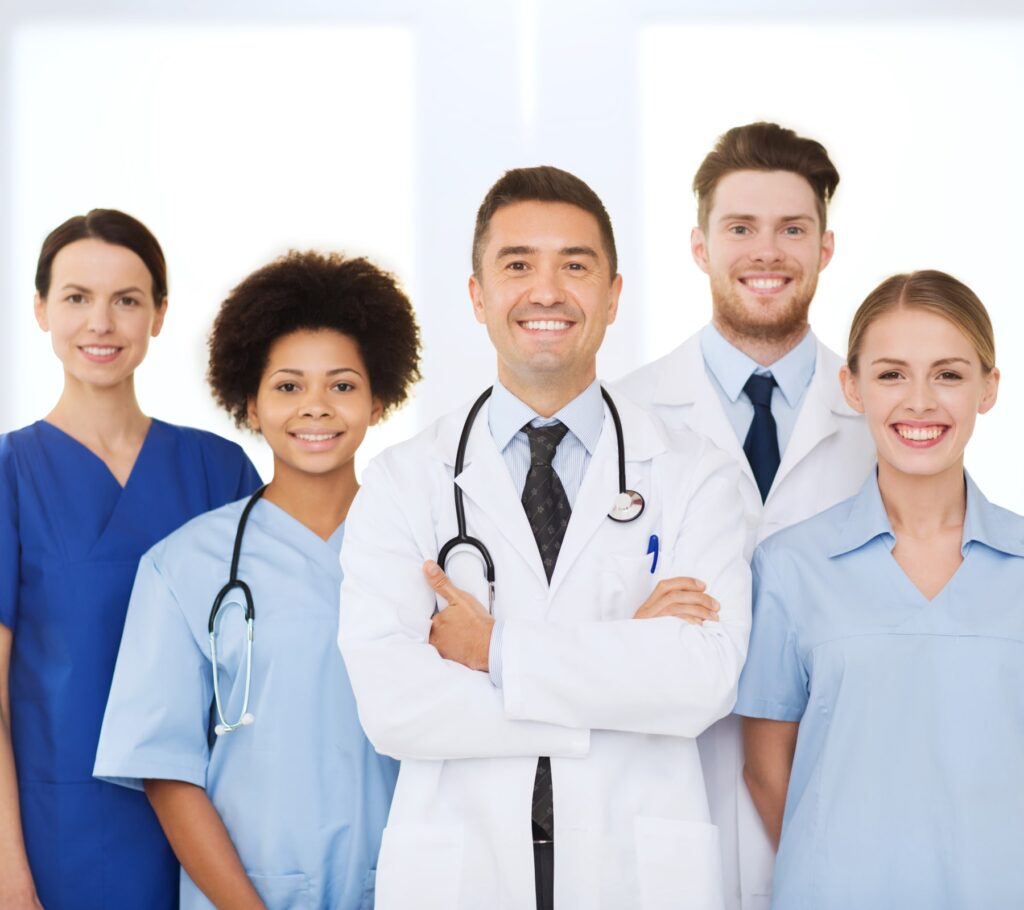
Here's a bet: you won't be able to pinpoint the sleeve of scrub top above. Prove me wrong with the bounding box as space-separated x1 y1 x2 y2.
500 441 752 738
732 544 809 721
0 437 19 630
93 551 213 790
338 457 590 763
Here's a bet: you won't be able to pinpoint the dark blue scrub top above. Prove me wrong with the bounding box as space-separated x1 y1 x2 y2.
0 418 261 910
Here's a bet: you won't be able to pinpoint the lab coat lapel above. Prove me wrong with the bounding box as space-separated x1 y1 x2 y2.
549 395 665 598
443 400 550 589
654 336 757 490
771 341 844 496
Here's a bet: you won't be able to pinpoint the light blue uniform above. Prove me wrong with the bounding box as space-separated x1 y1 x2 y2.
94 497 398 910
734 470 1024 909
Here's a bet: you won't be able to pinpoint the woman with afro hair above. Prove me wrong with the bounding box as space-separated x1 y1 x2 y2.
95 250 421 910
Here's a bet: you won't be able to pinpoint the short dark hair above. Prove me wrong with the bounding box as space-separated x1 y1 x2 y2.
472 165 618 279
208 251 421 427
35 209 168 302
693 122 840 231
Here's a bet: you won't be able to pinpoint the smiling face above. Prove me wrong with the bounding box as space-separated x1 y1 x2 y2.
692 169 834 346
33 238 166 390
840 307 999 481
247 329 382 482
469 200 622 403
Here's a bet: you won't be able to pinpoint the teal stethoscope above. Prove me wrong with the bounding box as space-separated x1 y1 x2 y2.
437 386 645 614
208 484 266 735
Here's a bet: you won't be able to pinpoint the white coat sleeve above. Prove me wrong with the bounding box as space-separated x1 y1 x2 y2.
500 444 751 738
338 455 590 762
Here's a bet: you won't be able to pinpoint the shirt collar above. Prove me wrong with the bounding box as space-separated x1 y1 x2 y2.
488 378 605 454
700 322 817 407
829 468 1024 559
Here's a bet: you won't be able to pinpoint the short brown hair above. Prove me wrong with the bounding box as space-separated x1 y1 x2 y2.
847 270 995 375
208 251 422 427
472 166 617 279
693 122 839 232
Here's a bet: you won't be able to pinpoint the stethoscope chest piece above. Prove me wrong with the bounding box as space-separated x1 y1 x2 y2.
609 490 645 523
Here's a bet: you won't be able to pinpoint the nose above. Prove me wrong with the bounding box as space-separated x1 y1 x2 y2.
528 265 567 306
87 301 114 334
749 232 784 266
301 388 334 419
904 377 937 414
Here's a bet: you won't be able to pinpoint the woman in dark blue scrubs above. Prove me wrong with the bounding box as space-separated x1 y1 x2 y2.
0 210 261 909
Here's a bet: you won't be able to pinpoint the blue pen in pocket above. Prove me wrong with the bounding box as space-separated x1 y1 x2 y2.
646 534 659 574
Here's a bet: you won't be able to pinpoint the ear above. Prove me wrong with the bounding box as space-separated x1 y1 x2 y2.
818 229 836 273
978 366 1000 415
606 273 623 326
34 292 49 331
151 296 168 337
246 397 261 433
369 395 384 427
839 363 865 414
468 274 486 325
691 227 711 276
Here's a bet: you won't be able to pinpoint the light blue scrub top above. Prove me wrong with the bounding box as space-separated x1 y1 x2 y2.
734 470 1024 910
94 497 398 910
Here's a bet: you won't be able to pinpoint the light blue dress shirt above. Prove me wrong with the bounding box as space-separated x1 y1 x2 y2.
486 379 605 686
700 323 817 456
734 470 1024 909
95 498 398 910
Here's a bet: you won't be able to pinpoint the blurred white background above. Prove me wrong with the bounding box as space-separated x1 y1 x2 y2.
2 0 1022 508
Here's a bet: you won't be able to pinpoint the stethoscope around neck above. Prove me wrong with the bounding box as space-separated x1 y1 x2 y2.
208 484 267 735
437 386 645 613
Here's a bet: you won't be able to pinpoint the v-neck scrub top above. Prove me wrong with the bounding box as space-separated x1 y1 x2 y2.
94 497 398 910
0 419 261 910
734 470 1024 909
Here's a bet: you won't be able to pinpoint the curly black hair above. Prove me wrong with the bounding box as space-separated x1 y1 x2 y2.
208 251 421 427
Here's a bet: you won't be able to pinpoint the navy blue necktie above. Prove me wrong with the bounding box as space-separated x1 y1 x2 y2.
743 373 780 503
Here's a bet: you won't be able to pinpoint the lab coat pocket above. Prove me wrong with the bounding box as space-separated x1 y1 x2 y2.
600 554 654 620
374 822 464 910
248 871 313 909
634 815 724 910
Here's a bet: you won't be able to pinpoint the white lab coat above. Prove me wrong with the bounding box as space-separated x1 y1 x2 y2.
339 390 751 910
615 331 876 910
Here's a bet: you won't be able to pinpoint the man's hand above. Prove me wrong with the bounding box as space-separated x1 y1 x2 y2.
424 560 495 671
633 576 720 624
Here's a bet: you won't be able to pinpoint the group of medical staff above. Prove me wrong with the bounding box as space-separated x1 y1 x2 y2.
0 121 1020 910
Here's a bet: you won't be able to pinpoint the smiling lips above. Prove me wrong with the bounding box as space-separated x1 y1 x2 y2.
290 430 342 451
892 423 949 448
520 319 573 332
740 275 791 295
79 345 122 363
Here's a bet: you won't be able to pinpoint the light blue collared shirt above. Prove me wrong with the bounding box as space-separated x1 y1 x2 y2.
735 470 1024 908
700 323 817 456
486 379 605 686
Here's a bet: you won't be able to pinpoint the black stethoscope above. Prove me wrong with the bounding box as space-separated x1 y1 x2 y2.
208 484 267 735
437 386 644 613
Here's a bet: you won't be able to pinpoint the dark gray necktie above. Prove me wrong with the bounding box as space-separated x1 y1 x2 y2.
522 421 571 841
742 373 781 503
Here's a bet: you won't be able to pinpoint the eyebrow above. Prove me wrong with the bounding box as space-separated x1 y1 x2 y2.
716 213 815 224
495 245 599 259
870 357 973 368
270 367 365 378
60 283 147 296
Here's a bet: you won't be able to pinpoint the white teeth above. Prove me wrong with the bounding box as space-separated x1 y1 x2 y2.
295 433 338 442
895 425 944 441
523 320 571 331
82 346 118 355
745 278 786 289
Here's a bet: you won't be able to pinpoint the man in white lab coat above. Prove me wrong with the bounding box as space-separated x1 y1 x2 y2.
617 123 876 910
339 166 751 909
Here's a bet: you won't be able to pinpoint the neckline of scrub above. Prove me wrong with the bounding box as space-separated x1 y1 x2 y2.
34 416 161 492
251 496 345 572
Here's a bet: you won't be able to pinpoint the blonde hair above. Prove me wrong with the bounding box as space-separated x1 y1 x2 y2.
847 270 995 375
